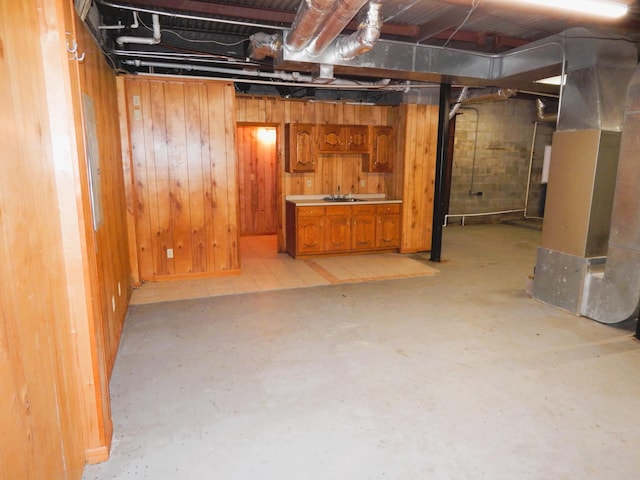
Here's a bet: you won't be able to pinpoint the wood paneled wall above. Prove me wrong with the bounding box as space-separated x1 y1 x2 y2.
236 96 404 250
400 104 439 253
120 77 240 281
1 0 133 475
73 8 132 462
0 1 85 476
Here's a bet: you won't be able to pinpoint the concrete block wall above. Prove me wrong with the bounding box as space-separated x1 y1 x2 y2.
449 98 554 224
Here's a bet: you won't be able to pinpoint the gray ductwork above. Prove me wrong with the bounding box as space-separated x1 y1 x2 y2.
251 0 376 62
306 0 369 56
580 64 640 323
536 98 557 123
532 33 638 322
285 0 336 53
248 32 282 61
335 1 381 60
449 87 517 119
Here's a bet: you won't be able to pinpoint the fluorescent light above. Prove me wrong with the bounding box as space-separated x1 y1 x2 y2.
500 0 629 19
535 75 566 86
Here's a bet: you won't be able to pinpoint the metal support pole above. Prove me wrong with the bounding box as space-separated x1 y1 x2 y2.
430 83 451 262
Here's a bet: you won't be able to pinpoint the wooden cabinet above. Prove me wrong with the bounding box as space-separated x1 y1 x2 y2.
286 201 401 257
364 126 395 172
324 205 352 252
317 124 369 153
351 205 377 250
285 123 316 172
294 206 325 254
376 203 401 248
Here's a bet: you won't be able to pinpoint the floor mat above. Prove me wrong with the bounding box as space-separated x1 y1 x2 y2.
304 253 439 284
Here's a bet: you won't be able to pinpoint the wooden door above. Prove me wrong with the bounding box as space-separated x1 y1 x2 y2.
237 126 277 235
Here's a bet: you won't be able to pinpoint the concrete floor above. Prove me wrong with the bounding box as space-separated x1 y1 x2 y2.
83 225 640 480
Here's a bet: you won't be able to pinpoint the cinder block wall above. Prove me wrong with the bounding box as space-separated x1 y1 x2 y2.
449 98 554 224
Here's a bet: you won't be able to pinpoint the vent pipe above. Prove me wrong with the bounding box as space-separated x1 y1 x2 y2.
449 87 517 119
248 32 281 61
116 13 160 46
580 63 640 324
306 0 369 56
449 87 469 119
285 0 336 53
336 1 382 60
536 98 558 123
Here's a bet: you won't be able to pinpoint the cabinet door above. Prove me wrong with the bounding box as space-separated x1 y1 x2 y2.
346 125 369 153
318 124 345 153
286 123 316 172
324 212 351 252
296 206 325 254
375 204 401 248
365 126 394 172
351 211 376 250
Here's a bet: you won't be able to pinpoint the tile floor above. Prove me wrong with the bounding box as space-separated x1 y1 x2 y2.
130 235 438 304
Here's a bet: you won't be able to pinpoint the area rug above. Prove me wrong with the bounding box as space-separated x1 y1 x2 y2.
303 253 439 284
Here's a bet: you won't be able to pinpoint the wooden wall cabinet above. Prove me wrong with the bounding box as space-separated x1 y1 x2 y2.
286 202 401 257
318 124 369 153
285 123 316 172
364 126 395 172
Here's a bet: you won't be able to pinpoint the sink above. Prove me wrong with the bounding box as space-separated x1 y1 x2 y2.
323 196 364 202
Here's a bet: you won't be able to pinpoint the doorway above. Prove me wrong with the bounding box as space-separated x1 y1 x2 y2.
236 125 278 236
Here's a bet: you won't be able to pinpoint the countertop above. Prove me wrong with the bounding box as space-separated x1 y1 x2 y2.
285 194 402 206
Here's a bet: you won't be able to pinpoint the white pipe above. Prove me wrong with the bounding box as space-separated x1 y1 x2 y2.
523 121 538 218
116 13 160 46
122 60 390 88
99 0 287 31
443 209 526 227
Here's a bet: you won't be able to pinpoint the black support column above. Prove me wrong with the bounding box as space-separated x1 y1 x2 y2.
430 83 451 263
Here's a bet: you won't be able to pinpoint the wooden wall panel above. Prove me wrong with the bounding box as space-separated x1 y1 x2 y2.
121 77 240 281
400 104 439 253
0 0 129 480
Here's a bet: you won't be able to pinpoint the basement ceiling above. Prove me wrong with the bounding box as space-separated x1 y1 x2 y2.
89 0 640 100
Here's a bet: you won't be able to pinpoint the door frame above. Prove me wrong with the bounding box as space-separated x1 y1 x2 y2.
236 122 282 244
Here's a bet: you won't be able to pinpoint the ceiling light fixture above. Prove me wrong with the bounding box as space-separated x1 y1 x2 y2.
499 0 629 19
535 75 566 86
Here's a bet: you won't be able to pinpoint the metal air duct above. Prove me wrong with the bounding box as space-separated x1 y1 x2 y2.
580 63 640 323
336 1 382 60
306 0 369 56
536 98 557 123
285 0 336 53
532 33 637 319
248 32 281 61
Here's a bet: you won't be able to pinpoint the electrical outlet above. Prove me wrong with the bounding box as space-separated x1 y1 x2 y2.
112 295 116 312
167 248 174 258
360 179 366 187
306 179 312 187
